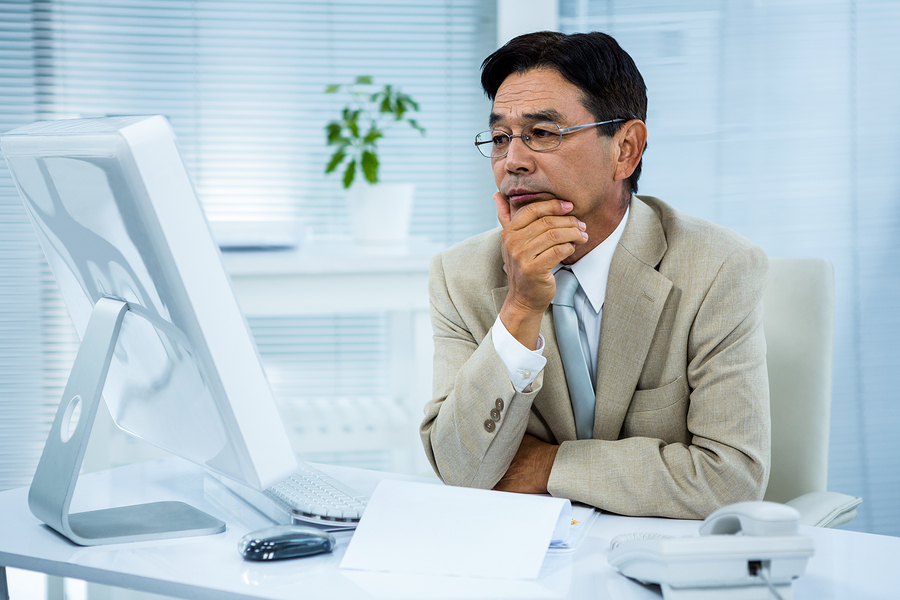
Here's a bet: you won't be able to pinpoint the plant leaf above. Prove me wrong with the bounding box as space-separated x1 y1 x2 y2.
326 122 346 144
325 150 346 174
407 119 425 134
325 84 340 94
363 127 383 144
347 117 359 138
356 75 373 85
342 159 356 189
361 151 378 184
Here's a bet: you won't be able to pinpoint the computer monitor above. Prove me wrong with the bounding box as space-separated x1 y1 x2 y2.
1 115 299 545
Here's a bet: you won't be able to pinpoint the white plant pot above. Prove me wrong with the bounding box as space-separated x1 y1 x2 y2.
347 182 415 244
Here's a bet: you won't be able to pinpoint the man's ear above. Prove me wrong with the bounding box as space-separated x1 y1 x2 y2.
613 120 647 183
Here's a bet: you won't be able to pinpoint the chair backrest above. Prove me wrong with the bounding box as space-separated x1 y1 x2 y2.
762 257 835 503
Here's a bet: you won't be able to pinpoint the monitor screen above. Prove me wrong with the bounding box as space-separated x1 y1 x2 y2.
1 115 298 491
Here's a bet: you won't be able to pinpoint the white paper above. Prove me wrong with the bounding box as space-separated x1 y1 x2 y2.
340 479 571 580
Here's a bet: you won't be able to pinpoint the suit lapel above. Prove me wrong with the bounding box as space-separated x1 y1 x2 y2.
593 197 672 440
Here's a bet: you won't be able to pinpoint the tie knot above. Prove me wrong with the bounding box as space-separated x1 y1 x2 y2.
552 268 579 307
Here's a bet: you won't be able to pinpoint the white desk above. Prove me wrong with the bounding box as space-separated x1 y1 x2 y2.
0 459 896 600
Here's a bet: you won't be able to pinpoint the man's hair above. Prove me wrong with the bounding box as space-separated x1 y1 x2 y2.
481 31 647 194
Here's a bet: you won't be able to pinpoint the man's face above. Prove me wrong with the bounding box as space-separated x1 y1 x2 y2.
490 68 625 249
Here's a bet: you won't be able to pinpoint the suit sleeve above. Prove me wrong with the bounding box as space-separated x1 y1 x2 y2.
547 244 771 519
419 251 541 488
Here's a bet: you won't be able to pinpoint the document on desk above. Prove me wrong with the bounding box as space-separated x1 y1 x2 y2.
340 479 572 580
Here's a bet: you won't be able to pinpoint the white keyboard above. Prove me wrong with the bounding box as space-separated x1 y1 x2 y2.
263 462 368 525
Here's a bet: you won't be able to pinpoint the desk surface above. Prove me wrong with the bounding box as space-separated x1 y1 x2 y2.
0 459 896 600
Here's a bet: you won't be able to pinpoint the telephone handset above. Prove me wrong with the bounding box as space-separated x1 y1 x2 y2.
608 501 814 600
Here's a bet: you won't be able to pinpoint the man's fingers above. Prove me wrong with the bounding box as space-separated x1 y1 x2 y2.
505 218 588 266
493 192 511 228
534 239 579 267
523 214 587 234
510 242 575 285
507 198 574 230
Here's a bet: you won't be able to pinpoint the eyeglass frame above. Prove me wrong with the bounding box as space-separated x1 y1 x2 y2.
474 119 628 158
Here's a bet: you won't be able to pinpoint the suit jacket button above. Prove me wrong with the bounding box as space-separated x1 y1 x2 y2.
490 408 501 421
495 398 504 411
483 419 496 433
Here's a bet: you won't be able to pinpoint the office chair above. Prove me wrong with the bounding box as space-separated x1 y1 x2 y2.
761 257 862 527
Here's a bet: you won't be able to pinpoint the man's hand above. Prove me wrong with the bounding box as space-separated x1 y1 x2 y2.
495 192 587 349
493 434 560 494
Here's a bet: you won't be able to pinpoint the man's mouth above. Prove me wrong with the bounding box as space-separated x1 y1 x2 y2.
506 188 549 206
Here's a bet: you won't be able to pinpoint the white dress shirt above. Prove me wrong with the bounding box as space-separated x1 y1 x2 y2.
492 206 630 392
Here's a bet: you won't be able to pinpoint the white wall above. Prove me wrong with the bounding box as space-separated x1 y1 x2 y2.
497 0 559 46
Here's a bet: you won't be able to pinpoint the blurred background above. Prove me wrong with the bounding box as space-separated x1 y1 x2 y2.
1 1 897 596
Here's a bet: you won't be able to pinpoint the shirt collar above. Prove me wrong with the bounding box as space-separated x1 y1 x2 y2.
554 205 629 314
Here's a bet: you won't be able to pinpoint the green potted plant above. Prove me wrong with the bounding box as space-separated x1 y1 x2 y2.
324 76 424 244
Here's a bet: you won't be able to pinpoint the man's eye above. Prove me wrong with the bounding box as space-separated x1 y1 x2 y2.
492 134 510 145
529 126 556 138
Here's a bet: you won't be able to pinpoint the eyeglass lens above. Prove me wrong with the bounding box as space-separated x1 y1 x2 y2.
475 122 561 158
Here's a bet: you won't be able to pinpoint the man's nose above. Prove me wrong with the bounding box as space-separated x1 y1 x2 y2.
503 136 534 172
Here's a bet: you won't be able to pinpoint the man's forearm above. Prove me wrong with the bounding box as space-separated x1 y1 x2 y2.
422 325 540 488
493 434 560 494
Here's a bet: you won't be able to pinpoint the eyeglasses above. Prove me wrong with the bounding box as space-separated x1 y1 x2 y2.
474 119 627 158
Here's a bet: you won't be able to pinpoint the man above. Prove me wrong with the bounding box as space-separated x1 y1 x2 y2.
420 31 770 519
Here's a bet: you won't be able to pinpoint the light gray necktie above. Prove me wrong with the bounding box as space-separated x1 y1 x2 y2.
552 268 595 440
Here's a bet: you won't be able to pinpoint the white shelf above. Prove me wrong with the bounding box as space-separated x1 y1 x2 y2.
222 237 439 316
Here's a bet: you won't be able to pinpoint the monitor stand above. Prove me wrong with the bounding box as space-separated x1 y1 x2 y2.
27 297 225 546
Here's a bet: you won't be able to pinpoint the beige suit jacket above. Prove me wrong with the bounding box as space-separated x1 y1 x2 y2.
420 195 771 520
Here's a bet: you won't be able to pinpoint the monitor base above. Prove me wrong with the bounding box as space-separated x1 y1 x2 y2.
28 297 225 546
65 501 225 545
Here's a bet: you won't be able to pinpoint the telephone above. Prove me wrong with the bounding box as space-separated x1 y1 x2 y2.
608 501 814 600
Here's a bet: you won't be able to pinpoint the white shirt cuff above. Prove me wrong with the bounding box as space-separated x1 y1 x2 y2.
490 315 547 392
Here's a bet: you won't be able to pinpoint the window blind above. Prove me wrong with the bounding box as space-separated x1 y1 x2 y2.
30 0 497 246
560 0 900 537
0 0 498 485
0 0 47 491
